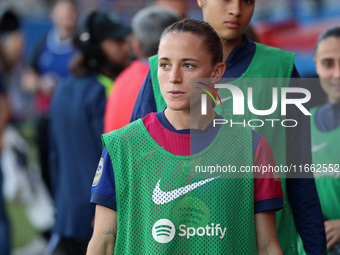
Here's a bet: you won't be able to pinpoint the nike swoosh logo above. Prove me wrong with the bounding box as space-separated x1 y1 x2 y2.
312 142 327 152
216 96 231 106
152 177 220 205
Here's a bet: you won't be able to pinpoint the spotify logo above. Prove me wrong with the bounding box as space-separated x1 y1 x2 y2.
152 219 175 243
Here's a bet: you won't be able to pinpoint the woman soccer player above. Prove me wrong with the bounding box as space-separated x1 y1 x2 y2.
88 19 283 255
299 26 340 255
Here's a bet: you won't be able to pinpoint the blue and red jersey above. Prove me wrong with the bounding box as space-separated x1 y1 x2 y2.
91 110 283 213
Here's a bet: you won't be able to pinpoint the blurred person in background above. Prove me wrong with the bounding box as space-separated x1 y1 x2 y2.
130 0 327 254
47 11 131 255
298 25 340 255
0 8 22 255
155 0 188 19
0 9 32 126
104 6 179 133
22 0 78 197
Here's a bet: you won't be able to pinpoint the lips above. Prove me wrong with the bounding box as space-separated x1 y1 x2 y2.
168 90 186 98
224 21 240 28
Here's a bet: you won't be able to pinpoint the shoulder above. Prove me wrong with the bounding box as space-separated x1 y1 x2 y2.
104 112 157 141
104 118 144 139
251 43 295 78
255 42 295 57
255 42 295 65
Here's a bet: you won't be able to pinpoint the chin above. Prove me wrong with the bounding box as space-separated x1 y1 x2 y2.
167 104 190 112
220 32 243 42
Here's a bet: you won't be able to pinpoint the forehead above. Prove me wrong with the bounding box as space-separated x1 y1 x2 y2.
159 32 205 53
316 37 340 59
160 31 203 45
53 1 76 12
203 0 256 8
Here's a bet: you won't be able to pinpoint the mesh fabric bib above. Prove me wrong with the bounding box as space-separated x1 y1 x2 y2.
310 107 340 220
103 119 256 254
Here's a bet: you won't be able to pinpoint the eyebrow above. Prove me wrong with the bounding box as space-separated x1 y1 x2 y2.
158 57 200 62
320 57 334 61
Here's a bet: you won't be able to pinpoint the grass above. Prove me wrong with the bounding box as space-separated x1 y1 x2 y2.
6 201 39 249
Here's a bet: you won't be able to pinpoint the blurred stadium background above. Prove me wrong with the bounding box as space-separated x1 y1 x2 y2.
3 0 338 77
0 0 339 254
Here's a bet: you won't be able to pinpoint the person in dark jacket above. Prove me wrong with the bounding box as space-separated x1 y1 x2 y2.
47 11 131 255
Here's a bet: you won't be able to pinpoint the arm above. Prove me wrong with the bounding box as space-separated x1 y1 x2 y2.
88 147 117 255
253 132 283 254
87 205 117 255
253 132 283 213
255 211 283 255
286 67 327 254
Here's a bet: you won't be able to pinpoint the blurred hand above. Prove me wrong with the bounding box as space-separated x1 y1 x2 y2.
325 219 340 250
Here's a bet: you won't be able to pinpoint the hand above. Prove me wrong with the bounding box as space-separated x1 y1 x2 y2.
325 219 340 250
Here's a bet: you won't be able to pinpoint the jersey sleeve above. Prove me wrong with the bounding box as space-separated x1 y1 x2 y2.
253 131 283 213
130 70 157 122
91 146 117 211
286 65 326 254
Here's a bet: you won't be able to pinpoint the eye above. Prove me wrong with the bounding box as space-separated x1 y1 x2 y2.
243 0 254 4
159 62 170 70
322 60 334 68
183 63 195 69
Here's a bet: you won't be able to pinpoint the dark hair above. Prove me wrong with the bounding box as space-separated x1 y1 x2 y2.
160 18 223 65
0 9 20 33
315 26 340 52
132 6 179 58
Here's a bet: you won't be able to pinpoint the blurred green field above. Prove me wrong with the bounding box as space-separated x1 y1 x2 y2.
6 201 39 249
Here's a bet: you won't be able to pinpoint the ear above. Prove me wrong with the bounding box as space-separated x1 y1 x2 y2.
212 62 226 80
197 0 205 8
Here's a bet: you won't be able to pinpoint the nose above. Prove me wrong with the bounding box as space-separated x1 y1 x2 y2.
228 0 242 17
169 66 182 84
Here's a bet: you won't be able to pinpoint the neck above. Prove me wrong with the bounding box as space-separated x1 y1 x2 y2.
329 98 340 105
164 107 215 130
221 36 243 62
